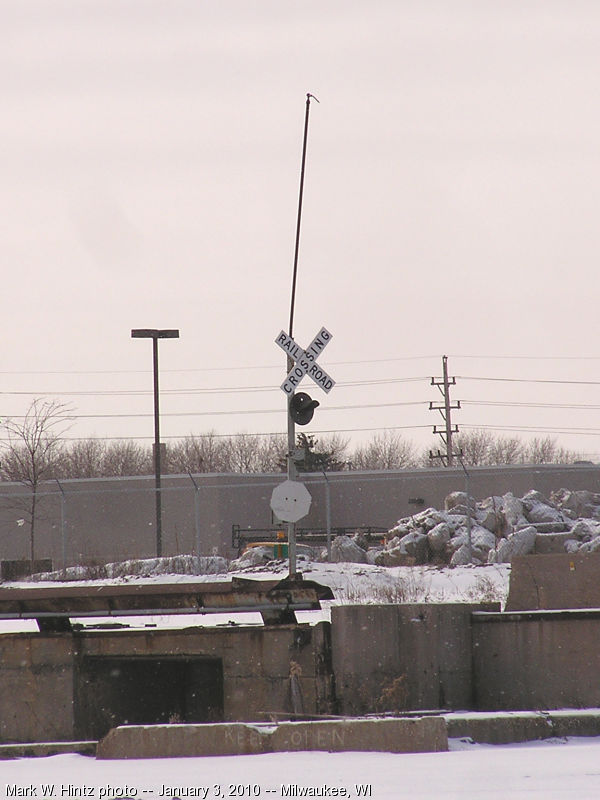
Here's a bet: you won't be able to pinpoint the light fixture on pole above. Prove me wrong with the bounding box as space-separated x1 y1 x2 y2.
131 328 179 557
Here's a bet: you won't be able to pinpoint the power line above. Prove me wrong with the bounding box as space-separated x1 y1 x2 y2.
463 400 600 410
452 354 600 361
1 400 428 421
461 423 600 436
0 376 429 398
0 423 434 444
459 376 600 386
0 355 438 376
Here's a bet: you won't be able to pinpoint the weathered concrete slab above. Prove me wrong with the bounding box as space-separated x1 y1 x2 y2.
96 717 448 759
506 553 600 610
331 604 498 715
0 741 96 760
445 710 600 744
547 709 600 738
472 609 600 710
0 633 75 743
445 711 553 744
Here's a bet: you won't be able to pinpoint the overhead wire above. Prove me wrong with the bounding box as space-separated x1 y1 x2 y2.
4 360 600 446
0 376 429 397
0 423 435 443
0 355 438 376
1 400 428 421
458 375 600 386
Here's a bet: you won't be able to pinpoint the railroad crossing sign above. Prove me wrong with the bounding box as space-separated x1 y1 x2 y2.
275 326 335 395
270 479 312 523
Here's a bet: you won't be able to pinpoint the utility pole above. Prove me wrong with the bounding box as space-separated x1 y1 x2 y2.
429 355 461 467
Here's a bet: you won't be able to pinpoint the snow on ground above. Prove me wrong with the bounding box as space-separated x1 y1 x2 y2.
2 560 598 795
3 739 600 798
299 561 509 606
0 562 510 634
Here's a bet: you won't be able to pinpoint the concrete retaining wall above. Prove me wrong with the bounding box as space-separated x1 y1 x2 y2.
331 604 494 715
472 609 600 710
0 622 334 744
0 634 75 744
5 598 600 746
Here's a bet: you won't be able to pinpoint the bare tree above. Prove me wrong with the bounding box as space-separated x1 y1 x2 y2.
488 435 524 465
422 429 581 467
223 433 263 473
55 438 107 478
1 398 73 561
255 434 287 473
452 430 496 466
101 440 152 476
352 431 417 470
167 432 287 474
167 432 228 474
520 436 581 465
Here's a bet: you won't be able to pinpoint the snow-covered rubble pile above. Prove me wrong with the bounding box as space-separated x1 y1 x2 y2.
328 488 600 566
31 554 229 582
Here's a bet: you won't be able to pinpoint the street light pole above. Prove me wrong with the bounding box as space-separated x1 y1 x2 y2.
131 328 179 558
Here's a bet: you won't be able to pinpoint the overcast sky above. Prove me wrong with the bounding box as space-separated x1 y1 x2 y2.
3 1 600 458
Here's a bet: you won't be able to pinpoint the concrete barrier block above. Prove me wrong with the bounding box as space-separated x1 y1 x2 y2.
547 710 600 738
445 712 553 744
506 553 600 610
96 717 448 759
270 718 447 754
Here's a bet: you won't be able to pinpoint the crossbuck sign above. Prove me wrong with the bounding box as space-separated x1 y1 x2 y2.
275 326 335 395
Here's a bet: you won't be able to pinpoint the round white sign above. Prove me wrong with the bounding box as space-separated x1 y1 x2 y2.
270 479 312 523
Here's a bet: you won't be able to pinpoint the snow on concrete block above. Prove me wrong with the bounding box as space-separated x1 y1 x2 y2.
366 548 382 565
445 492 475 512
471 526 497 553
523 500 564 526
450 544 473 566
493 526 537 563
579 535 600 554
476 496 505 534
569 519 600 542
97 717 448 759
410 508 447 532
374 546 415 567
388 522 411 539
445 513 468 532
475 506 501 533
330 535 368 564
230 546 273 570
427 522 452 554
398 531 430 564
534 531 580 554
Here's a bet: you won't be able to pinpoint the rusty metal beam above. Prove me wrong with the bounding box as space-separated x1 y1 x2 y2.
0 576 334 630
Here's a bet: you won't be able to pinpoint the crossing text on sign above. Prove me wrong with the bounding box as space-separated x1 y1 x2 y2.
275 327 335 395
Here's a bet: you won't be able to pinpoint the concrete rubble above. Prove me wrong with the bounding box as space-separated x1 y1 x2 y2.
328 487 600 566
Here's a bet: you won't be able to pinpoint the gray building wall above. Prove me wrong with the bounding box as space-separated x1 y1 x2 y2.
0 462 599 566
